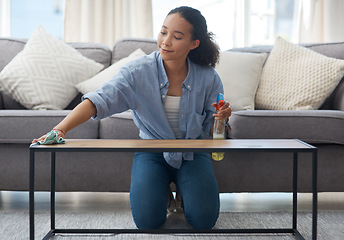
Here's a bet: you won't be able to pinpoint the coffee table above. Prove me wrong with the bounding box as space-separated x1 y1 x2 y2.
29 139 317 240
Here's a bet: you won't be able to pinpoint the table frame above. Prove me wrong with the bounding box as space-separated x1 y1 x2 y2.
29 139 317 240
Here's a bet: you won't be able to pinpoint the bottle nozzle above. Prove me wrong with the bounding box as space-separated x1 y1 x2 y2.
216 93 225 111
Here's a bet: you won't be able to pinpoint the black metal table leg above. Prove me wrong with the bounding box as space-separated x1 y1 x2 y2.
51 152 56 232
29 149 35 240
293 152 298 230
312 150 318 240
41 152 57 240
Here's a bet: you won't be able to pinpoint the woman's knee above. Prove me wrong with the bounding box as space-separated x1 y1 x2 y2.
184 206 219 229
132 208 166 229
130 190 167 229
130 187 169 229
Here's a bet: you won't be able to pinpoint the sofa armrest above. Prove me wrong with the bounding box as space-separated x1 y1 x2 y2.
333 79 344 110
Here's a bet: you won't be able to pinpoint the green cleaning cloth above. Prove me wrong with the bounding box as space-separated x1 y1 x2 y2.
30 130 65 147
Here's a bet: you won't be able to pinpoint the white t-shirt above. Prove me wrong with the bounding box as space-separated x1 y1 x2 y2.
164 95 183 139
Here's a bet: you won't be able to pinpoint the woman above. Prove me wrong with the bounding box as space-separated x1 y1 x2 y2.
33 6 232 229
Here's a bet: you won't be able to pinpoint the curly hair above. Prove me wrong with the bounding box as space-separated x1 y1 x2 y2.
168 6 220 68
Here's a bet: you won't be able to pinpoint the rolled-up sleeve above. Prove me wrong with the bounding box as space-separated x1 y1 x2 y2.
82 67 137 120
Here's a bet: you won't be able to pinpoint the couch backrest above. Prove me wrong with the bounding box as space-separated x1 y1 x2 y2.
230 42 344 110
111 37 158 64
0 38 112 71
1 37 343 111
0 38 26 71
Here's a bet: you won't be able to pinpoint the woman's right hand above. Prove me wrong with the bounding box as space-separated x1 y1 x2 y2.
31 134 47 144
31 99 96 144
31 130 66 144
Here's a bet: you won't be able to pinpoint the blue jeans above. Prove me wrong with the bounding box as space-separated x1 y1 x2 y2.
130 152 220 229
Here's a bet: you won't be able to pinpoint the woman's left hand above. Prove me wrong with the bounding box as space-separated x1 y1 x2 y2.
212 101 232 121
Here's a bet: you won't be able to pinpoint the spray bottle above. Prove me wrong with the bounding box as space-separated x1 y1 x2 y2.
212 93 226 161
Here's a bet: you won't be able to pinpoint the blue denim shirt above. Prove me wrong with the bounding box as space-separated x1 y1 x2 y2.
83 51 223 168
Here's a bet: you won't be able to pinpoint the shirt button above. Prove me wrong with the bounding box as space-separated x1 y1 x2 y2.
181 114 184 118
187 85 191 89
160 83 163 87
162 95 166 98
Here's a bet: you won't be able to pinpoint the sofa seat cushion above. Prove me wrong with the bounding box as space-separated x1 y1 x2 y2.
228 110 344 144
99 111 139 139
0 110 99 143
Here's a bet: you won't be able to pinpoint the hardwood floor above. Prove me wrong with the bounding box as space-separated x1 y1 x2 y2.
1 191 344 212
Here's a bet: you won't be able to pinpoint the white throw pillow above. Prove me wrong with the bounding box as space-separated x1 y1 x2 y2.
76 48 146 94
256 37 344 110
215 51 267 111
0 26 103 110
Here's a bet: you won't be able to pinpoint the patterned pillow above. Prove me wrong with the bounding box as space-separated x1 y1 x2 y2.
255 37 344 110
0 26 103 110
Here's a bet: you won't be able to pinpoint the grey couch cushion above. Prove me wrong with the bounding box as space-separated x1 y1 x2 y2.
0 90 83 110
0 92 3 109
230 41 344 59
1 93 26 109
112 37 158 64
0 38 26 70
305 42 344 59
228 110 344 144
99 111 139 139
333 80 344 110
0 110 99 143
68 42 112 68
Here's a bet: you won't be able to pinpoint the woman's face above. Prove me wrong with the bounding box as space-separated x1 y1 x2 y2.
157 13 199 63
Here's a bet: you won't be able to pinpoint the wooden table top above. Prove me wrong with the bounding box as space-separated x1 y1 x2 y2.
30 139 315 152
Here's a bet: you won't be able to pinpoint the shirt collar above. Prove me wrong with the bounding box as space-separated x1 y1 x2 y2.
157 53 169 89
157 52 193 91
182 58 192 91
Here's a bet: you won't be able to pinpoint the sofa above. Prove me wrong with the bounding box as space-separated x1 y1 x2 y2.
0 37 343 193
